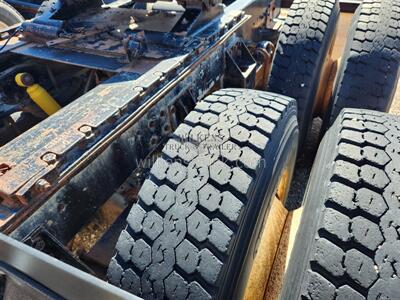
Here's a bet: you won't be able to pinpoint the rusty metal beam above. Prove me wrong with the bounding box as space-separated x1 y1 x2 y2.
0 12 250 239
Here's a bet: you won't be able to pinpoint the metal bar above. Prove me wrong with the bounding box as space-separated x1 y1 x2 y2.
0 233 140 300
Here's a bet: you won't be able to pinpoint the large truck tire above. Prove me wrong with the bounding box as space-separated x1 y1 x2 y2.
107 89 299 299
281 109 400 299
267 0 340 142
0 0 23 28
327 0 400 125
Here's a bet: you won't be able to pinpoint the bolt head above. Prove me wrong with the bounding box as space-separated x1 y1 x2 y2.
79 125 92 136
134 86 144 93
35 179 51 191
163 124 171 133
150 136 159 145
33 238 46 250
148 119 156 128
42 152 57 164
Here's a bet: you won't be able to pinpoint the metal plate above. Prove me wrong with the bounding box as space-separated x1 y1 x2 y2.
12 43 127 72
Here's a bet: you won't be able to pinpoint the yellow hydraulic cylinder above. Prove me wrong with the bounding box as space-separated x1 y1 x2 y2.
15 72 61 116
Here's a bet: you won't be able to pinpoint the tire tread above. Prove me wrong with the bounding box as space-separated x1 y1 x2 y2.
107 89 297 299
284 109 400 299
330 0 400 123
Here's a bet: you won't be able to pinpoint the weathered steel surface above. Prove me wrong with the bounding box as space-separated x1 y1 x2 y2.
12 44 128 71
0 10 249 236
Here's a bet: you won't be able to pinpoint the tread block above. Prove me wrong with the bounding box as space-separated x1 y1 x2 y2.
351 216 383 251
344 249 377 288
336 285 364 300
187 210 210 243
313 238 345 277
208 219 233 253
176 240 199 275
302 271 336 300
130 239 151 271
197 249 223 285
321 208 351 242
121 269 141 295
355 188 388 218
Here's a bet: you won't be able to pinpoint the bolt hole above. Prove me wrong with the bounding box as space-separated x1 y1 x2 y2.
58 203 65 213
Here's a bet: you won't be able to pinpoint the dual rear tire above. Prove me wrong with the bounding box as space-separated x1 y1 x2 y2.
107 0 400 299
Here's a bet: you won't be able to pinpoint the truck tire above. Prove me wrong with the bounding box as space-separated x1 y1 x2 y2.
281 109 400 299
328 0 400 125
107 89 299 299
267 0 339 142
0 0 23 28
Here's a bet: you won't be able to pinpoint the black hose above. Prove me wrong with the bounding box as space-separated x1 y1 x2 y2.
0 27 21 53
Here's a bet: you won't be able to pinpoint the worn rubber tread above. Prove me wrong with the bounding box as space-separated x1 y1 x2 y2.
267 0 339 141
107 89 298 299
281 109 400 299
329 0 400 124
